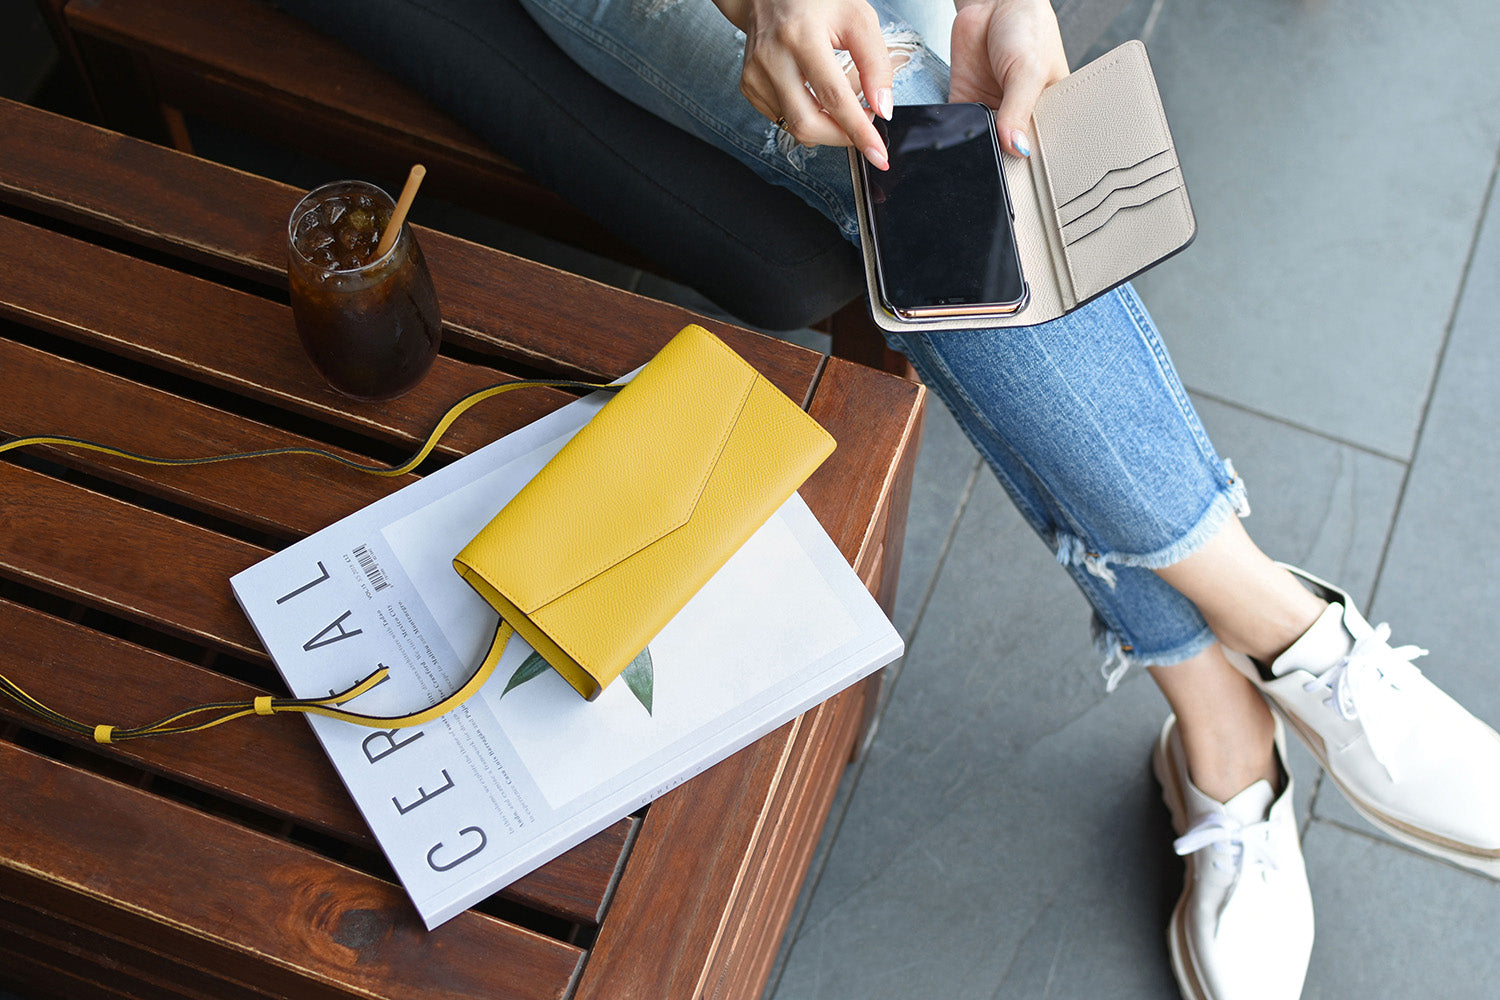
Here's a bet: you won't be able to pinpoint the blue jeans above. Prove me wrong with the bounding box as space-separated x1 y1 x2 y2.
520 0 1248 682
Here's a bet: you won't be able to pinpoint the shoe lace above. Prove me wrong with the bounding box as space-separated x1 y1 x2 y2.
1173 815 1280 934
1302 622 1428 781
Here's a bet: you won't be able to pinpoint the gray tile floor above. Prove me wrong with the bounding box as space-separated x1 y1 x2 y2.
4 0 1499 998
765 2 1500 999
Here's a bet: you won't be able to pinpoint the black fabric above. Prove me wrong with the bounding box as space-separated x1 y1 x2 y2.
273 0 865 331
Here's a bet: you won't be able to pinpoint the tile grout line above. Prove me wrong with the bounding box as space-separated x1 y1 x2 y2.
762 452 984 1000
1289 146 1499 831
1183 386 1415 466
1304 811 1500 884
865 454 987 740
1367 144 1500 612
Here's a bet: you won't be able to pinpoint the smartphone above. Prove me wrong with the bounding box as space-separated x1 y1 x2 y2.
859 103 1028 320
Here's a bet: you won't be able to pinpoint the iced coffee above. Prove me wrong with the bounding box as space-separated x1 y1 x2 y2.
287 180 440 400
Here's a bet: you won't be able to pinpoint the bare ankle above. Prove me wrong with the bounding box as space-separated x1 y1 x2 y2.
1178 711 1279 803
1149 645 1282 803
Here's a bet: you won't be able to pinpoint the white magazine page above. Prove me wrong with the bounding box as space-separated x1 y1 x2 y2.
231 389 902 928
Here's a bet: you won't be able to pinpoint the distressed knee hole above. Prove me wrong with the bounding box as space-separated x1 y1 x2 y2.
769 25 926 166
834 26 924 108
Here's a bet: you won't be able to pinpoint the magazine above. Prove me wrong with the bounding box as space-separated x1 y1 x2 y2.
230 387 903 929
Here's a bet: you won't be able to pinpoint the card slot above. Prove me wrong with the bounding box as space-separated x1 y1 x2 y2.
1062 170 1183 245
1055 149 1178 227
1031 44 1175 207
1062 183 1195 302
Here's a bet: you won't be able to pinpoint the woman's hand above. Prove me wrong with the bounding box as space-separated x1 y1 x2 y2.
949 0 1068 156
714 0 894 169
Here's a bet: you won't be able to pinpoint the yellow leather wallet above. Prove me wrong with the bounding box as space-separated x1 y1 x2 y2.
454 323 837 700
0 323 834 738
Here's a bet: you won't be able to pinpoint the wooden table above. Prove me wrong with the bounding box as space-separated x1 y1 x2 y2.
0 98 924 1000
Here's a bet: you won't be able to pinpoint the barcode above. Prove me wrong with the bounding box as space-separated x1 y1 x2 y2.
353 544 390 592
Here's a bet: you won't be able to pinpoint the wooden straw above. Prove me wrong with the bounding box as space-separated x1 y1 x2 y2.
374 164 426 259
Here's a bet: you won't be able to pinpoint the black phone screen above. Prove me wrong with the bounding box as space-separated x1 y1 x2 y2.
862 103 1026 318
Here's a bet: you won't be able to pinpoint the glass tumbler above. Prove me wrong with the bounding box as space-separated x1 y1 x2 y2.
287 180 441 400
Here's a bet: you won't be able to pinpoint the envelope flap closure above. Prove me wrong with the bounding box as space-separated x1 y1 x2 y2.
455 325 757 614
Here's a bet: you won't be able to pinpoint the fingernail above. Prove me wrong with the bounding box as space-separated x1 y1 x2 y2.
1011 130 1031 158
864 144 889 171
876 88 893 120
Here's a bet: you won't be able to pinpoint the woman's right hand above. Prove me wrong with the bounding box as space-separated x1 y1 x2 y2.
713 0 894 169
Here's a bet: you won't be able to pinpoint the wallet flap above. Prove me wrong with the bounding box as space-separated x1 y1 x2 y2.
455 326 756 616
1033 43 1173 209
1032 40 1195 304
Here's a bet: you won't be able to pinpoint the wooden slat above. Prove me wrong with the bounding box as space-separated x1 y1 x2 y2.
68 0 497 165
0 594 358 833
0 480 629 924
0 461 267 658
708 683 869 1000
0 97 822 392
0 583 630 933
0 214 572 457
0 339 416 538
64 0 646 262
1 903 266 1000
0 740 585 1000
0 942 199 1000
572 717 804 1000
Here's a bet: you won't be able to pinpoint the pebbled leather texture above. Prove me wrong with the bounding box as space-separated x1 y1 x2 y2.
853 40 1196 332
454 324 836 700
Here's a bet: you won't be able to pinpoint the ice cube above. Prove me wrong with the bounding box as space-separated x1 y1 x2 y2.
324 197 348 226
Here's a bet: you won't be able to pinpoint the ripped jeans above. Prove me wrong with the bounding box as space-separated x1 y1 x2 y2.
515 0 1247 683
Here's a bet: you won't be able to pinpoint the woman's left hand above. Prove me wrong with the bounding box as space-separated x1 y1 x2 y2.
948 0 1068 157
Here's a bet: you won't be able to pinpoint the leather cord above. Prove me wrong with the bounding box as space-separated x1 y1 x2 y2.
0 377 619 741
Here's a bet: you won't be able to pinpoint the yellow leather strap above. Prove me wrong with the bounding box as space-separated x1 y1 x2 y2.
0 375 617 741
2 605 515 742
0 377 616 477
288 621 514 729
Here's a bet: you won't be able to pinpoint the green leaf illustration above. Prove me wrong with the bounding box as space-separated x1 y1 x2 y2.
502 650 551 696
622 648 654 715
500 647 653 715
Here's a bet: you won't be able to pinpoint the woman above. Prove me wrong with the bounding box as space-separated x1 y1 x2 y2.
285 0 1500 995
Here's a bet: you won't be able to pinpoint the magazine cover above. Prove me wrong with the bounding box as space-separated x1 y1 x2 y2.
231 388 903 928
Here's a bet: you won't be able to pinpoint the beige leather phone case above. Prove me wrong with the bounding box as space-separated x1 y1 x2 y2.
851 40 1195 332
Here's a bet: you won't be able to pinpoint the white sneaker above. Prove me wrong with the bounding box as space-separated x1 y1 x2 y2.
1223 564 1500 875
1153 715 1314 1000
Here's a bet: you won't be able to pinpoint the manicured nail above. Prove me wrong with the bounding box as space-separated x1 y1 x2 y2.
864 144 889 171
876 88 894 120
1011 130 1031 158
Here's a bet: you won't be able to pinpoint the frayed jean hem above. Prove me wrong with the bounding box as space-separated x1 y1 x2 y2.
1093 621 1220 691
1054 460 1250 588
1070 462 1251 690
